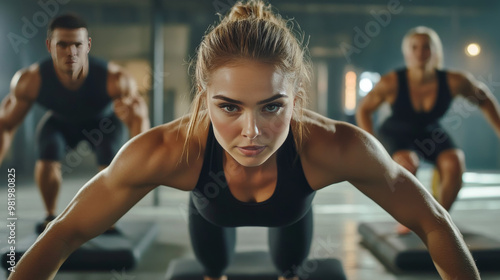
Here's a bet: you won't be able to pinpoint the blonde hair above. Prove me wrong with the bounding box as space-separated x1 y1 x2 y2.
401 26 444 69
183 0 312 159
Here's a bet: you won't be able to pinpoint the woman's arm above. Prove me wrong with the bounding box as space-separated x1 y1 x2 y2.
332 123 479 279
8 173 156 280
449 71 500 139
355 72 397 135
7 125 186 280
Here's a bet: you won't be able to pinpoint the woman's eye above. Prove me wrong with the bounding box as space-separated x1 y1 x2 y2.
220 104 238 113
264 103 282 113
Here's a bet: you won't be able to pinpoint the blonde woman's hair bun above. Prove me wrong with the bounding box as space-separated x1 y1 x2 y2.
226 0 272 21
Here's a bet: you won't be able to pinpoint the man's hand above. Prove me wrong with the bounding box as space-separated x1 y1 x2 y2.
113 96 147 126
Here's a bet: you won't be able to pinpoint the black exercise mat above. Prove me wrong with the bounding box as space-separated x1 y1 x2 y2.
359 221 500 272
165 251 346 280
1 221 158 271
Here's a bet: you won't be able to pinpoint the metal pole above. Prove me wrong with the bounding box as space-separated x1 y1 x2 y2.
151 0 164 206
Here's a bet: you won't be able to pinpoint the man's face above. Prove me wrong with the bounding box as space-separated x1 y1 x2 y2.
47 28 91 75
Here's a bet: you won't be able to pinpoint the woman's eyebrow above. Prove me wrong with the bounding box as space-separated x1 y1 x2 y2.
257 94 288 104
212 94 288 105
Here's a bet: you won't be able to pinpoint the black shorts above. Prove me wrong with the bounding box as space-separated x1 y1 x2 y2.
35 112 125 166
378 120 457 163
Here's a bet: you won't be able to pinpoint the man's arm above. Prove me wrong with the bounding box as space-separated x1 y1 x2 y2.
449 71 500 139
107 62 150 138
0 66 39 163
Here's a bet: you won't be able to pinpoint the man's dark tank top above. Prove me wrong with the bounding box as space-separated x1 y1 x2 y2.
190 125 316 228
37 57 114 123
385 68 453 128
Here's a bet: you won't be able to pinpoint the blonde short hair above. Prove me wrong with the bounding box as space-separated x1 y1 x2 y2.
401 26 444 69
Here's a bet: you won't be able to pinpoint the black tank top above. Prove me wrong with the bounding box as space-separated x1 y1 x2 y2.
191 124 315 227
386 68 453 127
37 57 114 123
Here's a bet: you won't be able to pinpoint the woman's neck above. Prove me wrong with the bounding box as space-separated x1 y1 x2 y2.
407 65 435 83
223 151 276 178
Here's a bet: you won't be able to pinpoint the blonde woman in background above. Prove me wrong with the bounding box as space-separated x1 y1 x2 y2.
356 26 500 234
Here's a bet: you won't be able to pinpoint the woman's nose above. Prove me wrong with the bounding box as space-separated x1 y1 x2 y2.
242 113 260 140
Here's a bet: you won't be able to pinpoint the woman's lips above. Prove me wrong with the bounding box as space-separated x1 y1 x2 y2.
237 145 265 156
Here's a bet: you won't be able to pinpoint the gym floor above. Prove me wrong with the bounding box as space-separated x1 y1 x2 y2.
2 168 500 280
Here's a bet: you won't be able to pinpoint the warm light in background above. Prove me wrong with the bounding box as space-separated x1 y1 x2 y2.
466 43 481 57
344 71 357 115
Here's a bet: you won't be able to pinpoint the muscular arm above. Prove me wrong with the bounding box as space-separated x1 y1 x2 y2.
303 118 479 279
7 124 192 280
7 171 156 280
107 63 150 138
449 71 500 139
355 72 397 135
0 66 39 163
341 124 479 279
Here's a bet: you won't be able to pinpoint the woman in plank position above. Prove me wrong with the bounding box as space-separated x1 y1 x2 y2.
10 2 480 280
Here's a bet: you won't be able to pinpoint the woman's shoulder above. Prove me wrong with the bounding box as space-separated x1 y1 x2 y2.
441 69 479 96
300 109 361 141
298 109 391 187
299 110 369 161
378 71 399 91
143 114 208 161
365 71 399 102
298 109 386 186
109 114 209 190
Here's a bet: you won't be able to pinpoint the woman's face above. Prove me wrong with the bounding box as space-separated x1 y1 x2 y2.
206 60 295 167
405 34 433 68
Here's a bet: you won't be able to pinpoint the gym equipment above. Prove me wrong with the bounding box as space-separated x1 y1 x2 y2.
165 251 346 280
359 221 500 272
1 221 158 272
